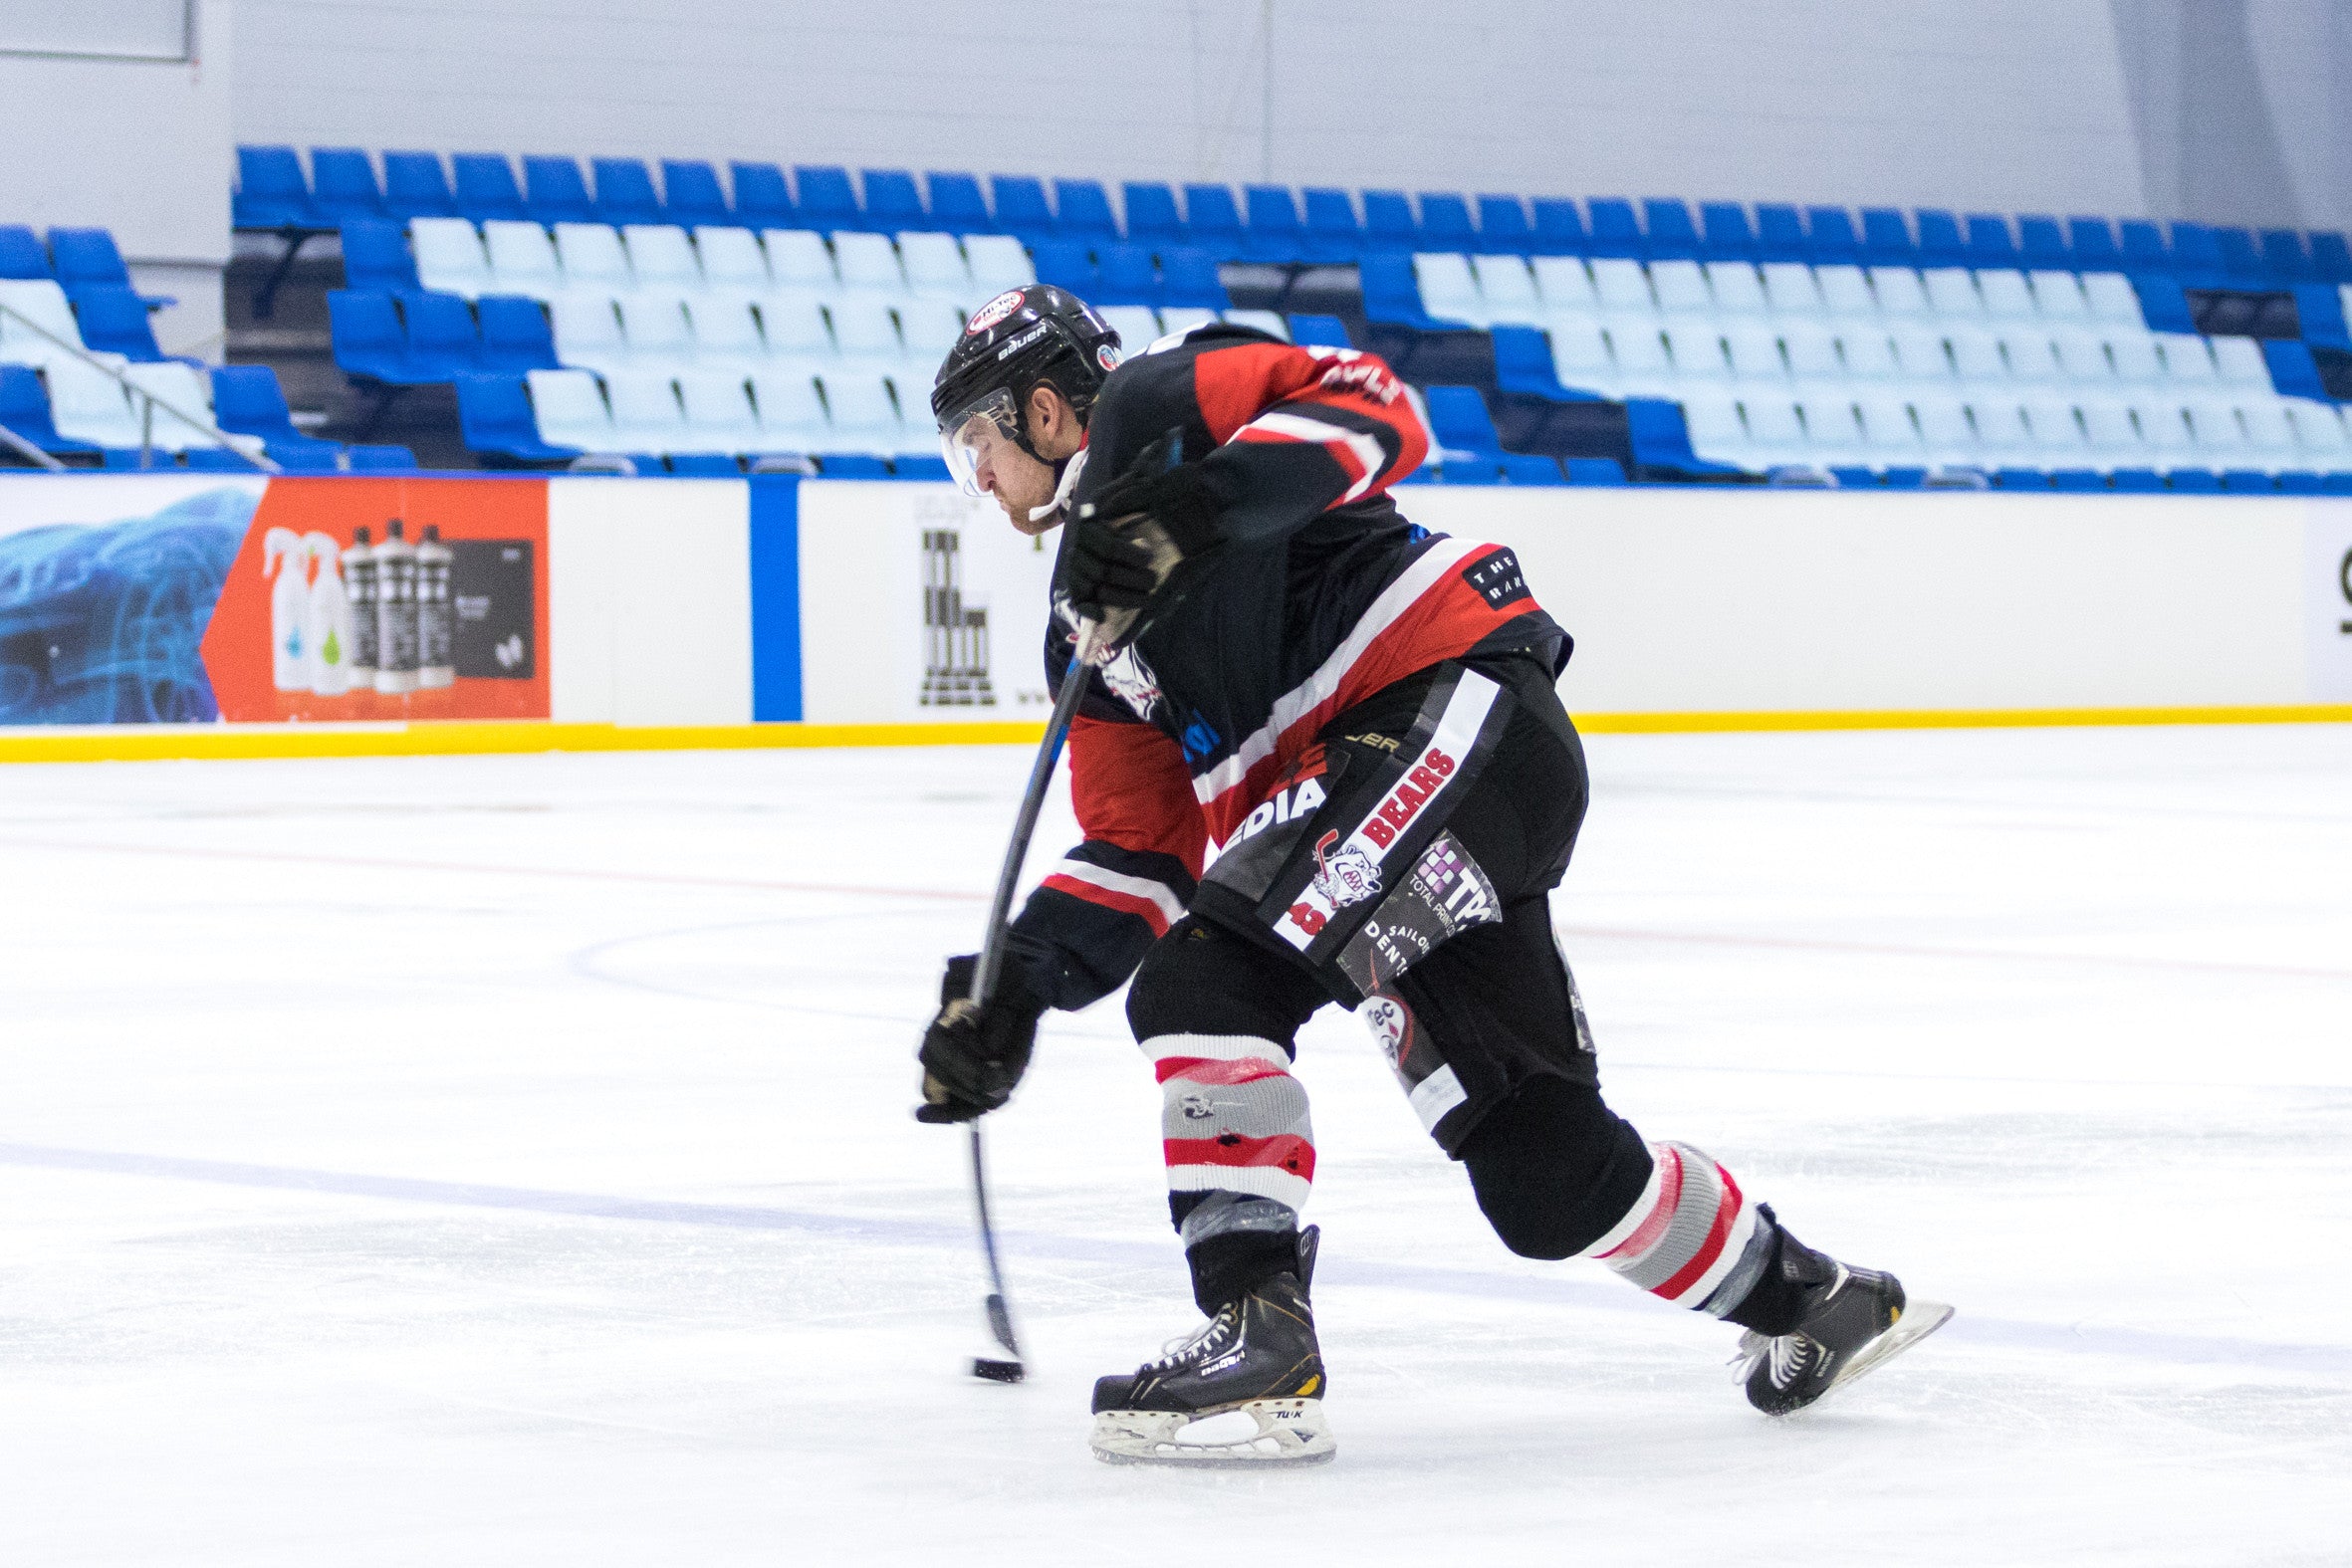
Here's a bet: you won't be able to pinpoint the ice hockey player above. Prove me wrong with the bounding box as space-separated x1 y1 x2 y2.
917 284 1949 1466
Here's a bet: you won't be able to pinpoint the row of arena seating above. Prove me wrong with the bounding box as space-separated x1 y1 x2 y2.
237 146 2352 287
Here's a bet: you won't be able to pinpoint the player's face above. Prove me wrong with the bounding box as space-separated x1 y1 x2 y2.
970 422 1060 534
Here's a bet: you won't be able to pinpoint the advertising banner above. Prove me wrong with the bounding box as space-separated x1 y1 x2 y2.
2308 506 2352 703
200 477 550 723
794 481 1059 726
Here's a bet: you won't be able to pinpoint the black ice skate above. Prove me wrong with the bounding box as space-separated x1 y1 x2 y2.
1088 1228 1333 1466
1733 1230 1953 1416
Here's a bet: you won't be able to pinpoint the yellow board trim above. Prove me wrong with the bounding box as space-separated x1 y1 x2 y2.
1 705 2347 765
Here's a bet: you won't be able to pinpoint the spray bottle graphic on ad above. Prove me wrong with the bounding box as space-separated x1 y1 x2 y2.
264 527 308 692
373 519 419 695
303 532 354 697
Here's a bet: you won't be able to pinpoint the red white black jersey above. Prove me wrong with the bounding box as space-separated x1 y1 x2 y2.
1004 322 1567 1009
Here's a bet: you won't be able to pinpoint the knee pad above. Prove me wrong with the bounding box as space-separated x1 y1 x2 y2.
1126 917 1323 1044
1459 1076 1653 1260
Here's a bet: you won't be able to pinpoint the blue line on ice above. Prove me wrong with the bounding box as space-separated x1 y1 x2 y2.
7 1139 2347 1381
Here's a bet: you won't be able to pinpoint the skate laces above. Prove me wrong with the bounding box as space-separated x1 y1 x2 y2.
1150 1301 1240 1371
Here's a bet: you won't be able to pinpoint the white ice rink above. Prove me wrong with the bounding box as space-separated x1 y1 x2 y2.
4 723 2350 1565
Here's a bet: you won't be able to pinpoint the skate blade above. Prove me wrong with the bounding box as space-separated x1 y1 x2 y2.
1731 1300 1958 1410
1089 1398 1336 1467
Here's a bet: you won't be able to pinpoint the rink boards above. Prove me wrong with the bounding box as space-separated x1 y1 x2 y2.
0 472 2348 759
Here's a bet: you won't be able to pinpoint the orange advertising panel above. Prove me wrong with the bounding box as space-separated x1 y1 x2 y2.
200 477 550 723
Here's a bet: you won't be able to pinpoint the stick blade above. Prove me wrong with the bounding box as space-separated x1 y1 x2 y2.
985 1291 1022 1357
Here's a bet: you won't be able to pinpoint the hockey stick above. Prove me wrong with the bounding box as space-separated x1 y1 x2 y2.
962 639 1095 1384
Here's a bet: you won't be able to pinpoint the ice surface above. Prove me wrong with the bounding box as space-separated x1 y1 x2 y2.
2 724 2349 1565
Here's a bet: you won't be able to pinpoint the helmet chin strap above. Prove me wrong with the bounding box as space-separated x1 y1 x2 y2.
1029 446 1089 527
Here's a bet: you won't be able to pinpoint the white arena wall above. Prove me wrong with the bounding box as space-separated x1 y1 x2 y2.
2 475 2345 766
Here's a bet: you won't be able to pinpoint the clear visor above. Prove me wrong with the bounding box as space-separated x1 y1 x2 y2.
937 386 1026 499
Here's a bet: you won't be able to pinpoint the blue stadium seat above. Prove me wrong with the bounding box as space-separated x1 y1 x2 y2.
401 291 482 377
1124 183 1185 246
1301 188 1360 262
1054 179 1119 241
310 148 385 223
72 287 163 360
1754 203 1805 262
2321 474 2352 496
667 453 743 477
2262 339 2330 398
381 151 457 219
1361 190 1417 254
892 454 953 481
731 162 796 227
1093 243 1158 305
2295 284 2351 346
211 364 341 456
1829 467 1883 489
1992 468 2050 490
927 172 991 233
991 176 1056 241
1417 194 1477 252
1159 248 1228 309
48 229 132 296
2134 275 2196 333
1530 199 1586 256
1286 314 1351 348
2047 469 2105 492
1424 387 1504 456
1245 186 1306 262
1805 205 1862 264
590 158 663 226
2214 226 2264 285
1030 239 1098 296
348 443 420 471
2275 470 2324 495
236 145 316 229
2259 228 2313 283
1489 326 1577 399
1964 214 2017 268
0 225 51 280
0 363 94 453
1477 196 1532 253
2167 468 2223 493
819 453 892 478
477 295 559 372
1644 199 1702 259
1584 198 1641 258
329 290 413 382
1501 453 1565 484
793 165 860 230
2119 220 2169 273
2108 468 2166 493
455 371 575 460
1700 202 1757 261
1356 253 1436 327
452 153 527 221
340 220 417 293
1859 208 1914 265
862 170 926 230
2310 231 2352 284
2017 215 2068 268
660 161 729 226
1563 457 1627 485
523 156 594 224
1183 185 1246 255
2068 216 2122 269
1914 210 1966 265
1624 396 1739 475
2220 468 2277 493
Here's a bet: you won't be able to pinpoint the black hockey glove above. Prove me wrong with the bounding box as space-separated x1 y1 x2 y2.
1064 436 1228 619
915 953 1047 1123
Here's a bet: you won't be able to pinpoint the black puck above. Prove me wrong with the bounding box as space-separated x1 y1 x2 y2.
971 1357 1026 1383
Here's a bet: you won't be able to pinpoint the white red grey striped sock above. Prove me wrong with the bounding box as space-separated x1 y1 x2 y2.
1577 1141 1772 1317
1145 1032 1316 1238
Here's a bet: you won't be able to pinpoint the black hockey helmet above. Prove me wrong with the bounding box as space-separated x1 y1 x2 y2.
931 283 1121 496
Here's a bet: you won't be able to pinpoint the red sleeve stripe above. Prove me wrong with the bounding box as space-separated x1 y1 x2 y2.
1039 864 1183 937
1153 1055 1294 1086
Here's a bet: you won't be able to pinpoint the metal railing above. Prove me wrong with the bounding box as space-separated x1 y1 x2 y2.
0 300 282 475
